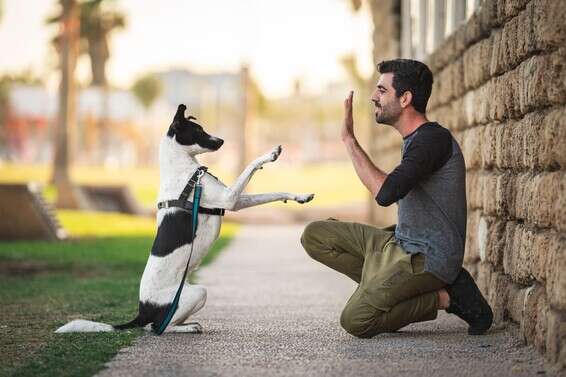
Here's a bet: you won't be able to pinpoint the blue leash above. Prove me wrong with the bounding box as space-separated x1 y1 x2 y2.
153 171 204 335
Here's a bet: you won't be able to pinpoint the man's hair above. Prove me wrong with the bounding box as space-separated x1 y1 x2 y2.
377 59 433 114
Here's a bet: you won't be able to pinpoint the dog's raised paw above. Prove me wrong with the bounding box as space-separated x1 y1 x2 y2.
270 145 282 161
296 193 315 204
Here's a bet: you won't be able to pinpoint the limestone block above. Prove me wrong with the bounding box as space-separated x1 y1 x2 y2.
503 221 518 275
467 171 482 210
506 283 527 323
532 230 550 283
476 262 493 299
521 284 545 345
503 0 530 21
529 172 561 229
490 2 537 75
489 29 504 77
452 97 470 130
489 270 511 322
545 309 566 367
479 0 501 33
534 0 566 50
480 124 497 169
464 11 483 47
521 111 547 170
513 173 534 221
475 82 492 125
495 171 514 217
481 172 498 215
485 218 506 269
546 233 566 311
461 127 483 170
555 173 566 233
535 292 548 353
465 211 481 263
541 107 566 171
545 49 566 107
501 222 540 285
452 58 466 99
512 225 536 285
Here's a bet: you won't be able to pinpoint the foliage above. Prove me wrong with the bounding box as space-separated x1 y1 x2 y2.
131 74 162 110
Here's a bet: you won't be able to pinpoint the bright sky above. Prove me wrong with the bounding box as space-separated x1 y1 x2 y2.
0 0 374 98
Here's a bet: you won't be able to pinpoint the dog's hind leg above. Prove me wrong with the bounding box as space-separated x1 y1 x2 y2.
169 284 207 328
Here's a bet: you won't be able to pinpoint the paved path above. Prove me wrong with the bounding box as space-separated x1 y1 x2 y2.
99 225 550 377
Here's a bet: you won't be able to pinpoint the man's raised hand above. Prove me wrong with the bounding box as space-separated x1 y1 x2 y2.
342 91 355 143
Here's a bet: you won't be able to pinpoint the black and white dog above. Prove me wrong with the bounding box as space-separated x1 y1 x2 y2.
56 104 314 333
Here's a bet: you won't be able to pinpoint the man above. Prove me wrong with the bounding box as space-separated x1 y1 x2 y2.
301 59 493 338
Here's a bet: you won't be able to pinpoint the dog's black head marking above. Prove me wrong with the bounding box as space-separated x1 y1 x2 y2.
168 104 224 151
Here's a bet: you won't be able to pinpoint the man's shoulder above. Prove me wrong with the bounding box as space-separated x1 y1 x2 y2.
405 122 453 150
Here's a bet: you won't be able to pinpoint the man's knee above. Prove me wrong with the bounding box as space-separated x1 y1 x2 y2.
300 220 330 259
340 301 383 339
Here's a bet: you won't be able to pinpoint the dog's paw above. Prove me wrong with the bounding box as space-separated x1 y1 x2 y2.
295 193 315 204
269 145 282 162
167 322 203 334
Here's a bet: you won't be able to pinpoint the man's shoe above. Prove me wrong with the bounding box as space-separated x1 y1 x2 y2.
445 268 493 335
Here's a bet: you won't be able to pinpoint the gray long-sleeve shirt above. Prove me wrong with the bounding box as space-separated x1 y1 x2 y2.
376 122 467 284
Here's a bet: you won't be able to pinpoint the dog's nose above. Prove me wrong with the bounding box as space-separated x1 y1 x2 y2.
216 138 224 147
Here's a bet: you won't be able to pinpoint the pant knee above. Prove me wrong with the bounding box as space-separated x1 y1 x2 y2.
300 220 328 258
340 303 384 338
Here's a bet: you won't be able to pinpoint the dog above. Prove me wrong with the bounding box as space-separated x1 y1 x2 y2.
55 104 314 333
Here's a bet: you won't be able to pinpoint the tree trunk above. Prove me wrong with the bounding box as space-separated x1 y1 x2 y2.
53 0 89 209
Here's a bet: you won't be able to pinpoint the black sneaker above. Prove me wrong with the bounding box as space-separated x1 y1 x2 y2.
446 268 493 335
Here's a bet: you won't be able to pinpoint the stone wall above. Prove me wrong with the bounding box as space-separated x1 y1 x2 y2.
369 0 566 368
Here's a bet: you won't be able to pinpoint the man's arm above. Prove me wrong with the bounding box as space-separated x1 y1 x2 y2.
342 91 388 197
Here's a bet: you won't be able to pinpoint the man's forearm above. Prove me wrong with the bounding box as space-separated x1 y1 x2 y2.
343 137 387 197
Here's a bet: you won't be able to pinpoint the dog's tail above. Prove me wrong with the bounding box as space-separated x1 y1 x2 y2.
55 315 147 333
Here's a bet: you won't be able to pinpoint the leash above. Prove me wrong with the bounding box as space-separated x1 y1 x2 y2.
153 167 206 335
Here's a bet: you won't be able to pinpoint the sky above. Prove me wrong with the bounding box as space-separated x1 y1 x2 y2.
0 0 374 98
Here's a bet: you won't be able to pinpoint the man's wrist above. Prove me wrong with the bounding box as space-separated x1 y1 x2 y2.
342 134 357 146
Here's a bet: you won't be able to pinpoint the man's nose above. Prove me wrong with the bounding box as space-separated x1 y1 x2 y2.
370 88 379 102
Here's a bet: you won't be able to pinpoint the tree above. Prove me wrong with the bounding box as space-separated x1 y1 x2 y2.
79 0 125 86
49 0 90 209
131 74 162 110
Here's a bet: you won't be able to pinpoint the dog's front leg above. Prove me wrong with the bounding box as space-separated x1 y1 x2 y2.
218 146 282 209
232 193 314 211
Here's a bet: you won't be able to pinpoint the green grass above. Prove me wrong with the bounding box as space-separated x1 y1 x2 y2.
0 210 238 377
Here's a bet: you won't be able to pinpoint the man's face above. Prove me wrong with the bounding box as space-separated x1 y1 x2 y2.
370 73 402 125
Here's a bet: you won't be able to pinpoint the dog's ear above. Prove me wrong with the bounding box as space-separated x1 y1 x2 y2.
174 104 187 123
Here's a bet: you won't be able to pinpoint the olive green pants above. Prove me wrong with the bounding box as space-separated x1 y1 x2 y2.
300 219 446 338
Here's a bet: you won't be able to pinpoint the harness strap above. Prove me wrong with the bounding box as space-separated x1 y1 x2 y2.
157 200 225 216
156 166 225 216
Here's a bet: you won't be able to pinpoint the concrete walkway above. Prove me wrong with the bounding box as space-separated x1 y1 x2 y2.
99 225 550 377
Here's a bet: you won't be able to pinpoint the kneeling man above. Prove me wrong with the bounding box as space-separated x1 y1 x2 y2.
301 59 493 338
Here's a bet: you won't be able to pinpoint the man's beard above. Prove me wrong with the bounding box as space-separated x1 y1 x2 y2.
375 105 400 125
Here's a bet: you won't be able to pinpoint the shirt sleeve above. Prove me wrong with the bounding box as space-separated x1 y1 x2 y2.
376 126 453 207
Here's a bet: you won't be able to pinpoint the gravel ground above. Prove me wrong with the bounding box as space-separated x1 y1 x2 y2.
98 225 551 377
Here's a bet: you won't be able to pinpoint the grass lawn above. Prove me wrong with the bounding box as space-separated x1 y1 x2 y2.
0 210 238 377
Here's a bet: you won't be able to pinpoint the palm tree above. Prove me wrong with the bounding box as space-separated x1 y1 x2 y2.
79 0 126 86
49 0 90 208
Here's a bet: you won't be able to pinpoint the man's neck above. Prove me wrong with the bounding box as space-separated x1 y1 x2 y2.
393 111 429 138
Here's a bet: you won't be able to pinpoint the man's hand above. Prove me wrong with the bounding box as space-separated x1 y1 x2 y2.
342 91 355 143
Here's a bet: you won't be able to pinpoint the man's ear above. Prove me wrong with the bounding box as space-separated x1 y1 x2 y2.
400 91 412 109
